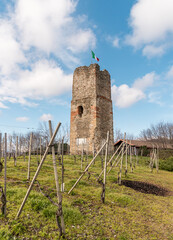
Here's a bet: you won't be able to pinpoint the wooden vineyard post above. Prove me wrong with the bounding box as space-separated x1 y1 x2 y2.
16 122 61 219
118 133 126 185
130 140 133 173
4 133 7 216
40 137 42 163
15 136 18 166
61 137 64 192
23 138 26 162
97 142 123 180
10 136 12 160
81 143 84 170
36 138 39 166
136 147 138 166
46 138 48 152
27 133 33 181
68 139 108 194
19 137 21 157
93 142 95 158
101 140 104 169
154 149 157 172
2 137 4 158
86 142 88 165
125 138 128 176
101 131 109 203
0 133 1 163
48 121 65 235
156 145 159 173
108 144 130 175
58 141 61 156
93 141 96 164
150 144 154 173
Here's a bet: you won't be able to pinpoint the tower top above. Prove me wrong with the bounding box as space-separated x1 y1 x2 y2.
74 63 109 76
72 63 111 101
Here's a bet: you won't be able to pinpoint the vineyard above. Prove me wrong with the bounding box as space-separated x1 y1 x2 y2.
0 144 173 239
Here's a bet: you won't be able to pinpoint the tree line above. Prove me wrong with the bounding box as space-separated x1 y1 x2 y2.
114 121 173 149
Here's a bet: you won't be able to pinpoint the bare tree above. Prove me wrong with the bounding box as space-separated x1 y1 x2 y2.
114 128 135 142
140 122 173 147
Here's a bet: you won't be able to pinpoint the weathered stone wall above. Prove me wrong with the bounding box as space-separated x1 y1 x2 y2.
70 64 114 154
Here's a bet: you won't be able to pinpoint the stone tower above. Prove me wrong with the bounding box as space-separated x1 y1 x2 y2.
70 64 114 154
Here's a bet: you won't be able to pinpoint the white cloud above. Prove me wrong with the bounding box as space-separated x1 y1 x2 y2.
0 60 73 103
67 29 96 53
112 84 145 108
40 113 53 122
133 72 157 90
106 36 120 48
166 66 173 79
126 0 173 57
0 102 8 109
18 60 73 98
112 72 158 108
148 92 163 106
0 20 26 74
49 98 70 108
16 117 29 122
14 0 95 61
0 0 96 107
112 37 120 48
142 45 165 58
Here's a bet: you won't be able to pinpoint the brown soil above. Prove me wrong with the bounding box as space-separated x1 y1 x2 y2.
121 180 173 196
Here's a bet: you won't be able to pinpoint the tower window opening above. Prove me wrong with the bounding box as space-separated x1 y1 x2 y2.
78 106 83 117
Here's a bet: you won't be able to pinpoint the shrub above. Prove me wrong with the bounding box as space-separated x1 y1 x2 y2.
159 157 173 172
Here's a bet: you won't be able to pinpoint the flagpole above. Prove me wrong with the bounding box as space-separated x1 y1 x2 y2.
91 50 92 65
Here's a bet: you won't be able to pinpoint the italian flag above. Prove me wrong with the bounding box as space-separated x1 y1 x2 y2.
91 50 99 61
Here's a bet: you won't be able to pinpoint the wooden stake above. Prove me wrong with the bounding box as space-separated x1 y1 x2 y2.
15 136 18 166
101 131 109 203
130 140 133 173
0 133 1 163
97 142 123 180
156 146 159 173
108 144 130 175
61 137 64 192
118 133 126 185
40 137 42 163
23 138 26 162
101 140 104 169
136 147 138 166
68 139 108 194
27 133 33 181
4 133 7 216
48 121 65 235
16 122 61 219
81 143 84 170
36 138 39 166
125 138 128 176
2 137 4 158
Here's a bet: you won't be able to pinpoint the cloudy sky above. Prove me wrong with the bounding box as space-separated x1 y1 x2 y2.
0 0 173 136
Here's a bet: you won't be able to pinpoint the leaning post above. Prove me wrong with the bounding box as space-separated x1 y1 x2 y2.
48 120 65 235
102 131 109 203
16 122 61 219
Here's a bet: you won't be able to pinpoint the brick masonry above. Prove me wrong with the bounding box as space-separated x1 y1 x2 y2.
70 63 114 154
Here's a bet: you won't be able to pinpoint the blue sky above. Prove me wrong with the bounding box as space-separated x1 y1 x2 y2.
0 0 173 137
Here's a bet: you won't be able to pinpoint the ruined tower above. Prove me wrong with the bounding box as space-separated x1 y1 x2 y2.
70 64 114 154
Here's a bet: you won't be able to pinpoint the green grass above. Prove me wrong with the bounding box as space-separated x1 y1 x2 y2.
0 154 173 239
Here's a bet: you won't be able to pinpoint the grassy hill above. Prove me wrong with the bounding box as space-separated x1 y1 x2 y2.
0 155 173 240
